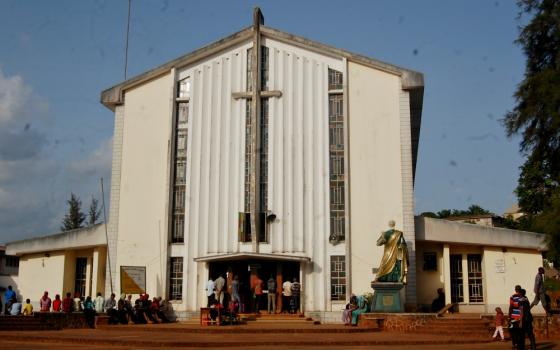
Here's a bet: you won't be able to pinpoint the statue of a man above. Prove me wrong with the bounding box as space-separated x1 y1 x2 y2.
374 220 409 284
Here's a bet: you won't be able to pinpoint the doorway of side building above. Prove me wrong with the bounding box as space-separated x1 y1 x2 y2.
208 260 299 313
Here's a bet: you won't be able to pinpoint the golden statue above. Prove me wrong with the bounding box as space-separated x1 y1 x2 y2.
374 220 409 284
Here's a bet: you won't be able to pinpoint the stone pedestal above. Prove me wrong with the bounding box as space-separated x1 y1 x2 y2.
371 282 405 313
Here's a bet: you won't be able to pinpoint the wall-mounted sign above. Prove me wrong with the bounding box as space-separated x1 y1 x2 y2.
494 259 505 273
120 266 146 294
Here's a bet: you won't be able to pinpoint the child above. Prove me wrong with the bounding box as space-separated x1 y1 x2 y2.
23 299 33 316
492 307 505 341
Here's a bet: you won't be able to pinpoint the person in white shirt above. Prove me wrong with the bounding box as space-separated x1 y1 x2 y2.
206 278 216 307
282 280 292 313
94 292 105 313
215 275 226 305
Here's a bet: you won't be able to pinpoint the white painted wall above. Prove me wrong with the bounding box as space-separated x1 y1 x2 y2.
17 252 65 309
115 72 174 299
347 62 405 296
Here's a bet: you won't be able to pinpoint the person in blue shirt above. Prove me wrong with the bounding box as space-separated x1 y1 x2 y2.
4 285 16 315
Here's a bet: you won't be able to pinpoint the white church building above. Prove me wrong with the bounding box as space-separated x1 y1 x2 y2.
5 9 546 318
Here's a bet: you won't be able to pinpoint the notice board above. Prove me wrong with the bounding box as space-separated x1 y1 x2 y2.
120 266 146 294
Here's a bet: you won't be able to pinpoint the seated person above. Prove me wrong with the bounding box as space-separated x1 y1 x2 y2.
431 288 446 313
209 299 223 324
351 295 368 326
134 297 148 324
155 297 170 323
10 298 22 315
147 297 161 324
342 294 357 325
117 299 129 325
22 299 33 316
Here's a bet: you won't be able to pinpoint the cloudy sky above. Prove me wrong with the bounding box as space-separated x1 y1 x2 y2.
0 0 526 243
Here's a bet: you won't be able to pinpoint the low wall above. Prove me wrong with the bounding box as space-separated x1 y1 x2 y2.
34 312 91 328
360 313 436 331
481 314 560 340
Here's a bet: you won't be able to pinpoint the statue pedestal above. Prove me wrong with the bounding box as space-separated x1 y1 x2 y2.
370 282 404 313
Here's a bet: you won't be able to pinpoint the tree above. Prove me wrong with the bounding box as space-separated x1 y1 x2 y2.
503 0 560 263
421 205 493 219
61 193 86 231
88 197 102 226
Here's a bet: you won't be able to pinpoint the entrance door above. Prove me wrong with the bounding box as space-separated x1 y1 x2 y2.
75 257 87 297
450 254 464 303
208 260 299 313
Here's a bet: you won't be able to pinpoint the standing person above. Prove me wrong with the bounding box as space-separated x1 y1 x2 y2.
39 291 52 312
4 285 16 315
520 289 536 350
267 276 276 314
62 292 73 313
52 294 62 312
215 274 226 305
206 278 216 307
254 276 263 314
282 279 292 313
94 292 105 314
22 298 33 316
509 285 523 350
290 278 301 314
530 267 549 314
492 307 505 341
231 275 240 303
83 296 96 328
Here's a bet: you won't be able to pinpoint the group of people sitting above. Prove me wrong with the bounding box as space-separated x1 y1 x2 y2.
1 285 174 328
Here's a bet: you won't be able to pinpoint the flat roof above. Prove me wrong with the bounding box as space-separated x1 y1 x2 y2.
415 216 546 251
6 224 106 256
194 252 311 263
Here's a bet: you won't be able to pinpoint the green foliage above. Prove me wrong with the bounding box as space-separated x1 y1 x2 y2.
544 275 560 292
60 193 86 231
503 0 560 263
88 197 102 226
421 205 493 219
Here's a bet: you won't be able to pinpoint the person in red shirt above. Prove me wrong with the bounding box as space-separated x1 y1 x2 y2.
254 277 263 314
52 294 62 312
39 291 51 312
62 292 73 313
492 307 505 341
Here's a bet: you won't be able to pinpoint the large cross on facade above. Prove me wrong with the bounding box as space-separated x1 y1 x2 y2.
232 7 282 252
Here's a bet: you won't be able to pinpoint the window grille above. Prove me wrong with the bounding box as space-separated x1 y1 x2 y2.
330 255 346 300
74 257 87 297
450 254 464 303
328 69 345 242
467 254 484 303
170 78 190 244
5 256 19 268
328 68 343 90
169 257 183 300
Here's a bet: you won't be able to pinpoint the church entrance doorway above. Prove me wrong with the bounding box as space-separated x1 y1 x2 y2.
208 259 300 313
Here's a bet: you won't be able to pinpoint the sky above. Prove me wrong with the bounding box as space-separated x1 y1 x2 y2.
0 0 528 243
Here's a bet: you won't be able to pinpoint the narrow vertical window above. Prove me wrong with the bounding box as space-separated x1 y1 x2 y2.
171 77 190 244
467 254 484 302
328 68 345 242
450 254 464 303
241 101 253 243
169 257 183 300
330 255 346 300
74 257 87 297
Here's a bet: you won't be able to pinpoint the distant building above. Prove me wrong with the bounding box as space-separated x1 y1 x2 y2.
504 203 525 221
446 214 502 227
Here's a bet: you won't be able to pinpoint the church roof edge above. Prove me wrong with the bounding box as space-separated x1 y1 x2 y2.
100 25 424 111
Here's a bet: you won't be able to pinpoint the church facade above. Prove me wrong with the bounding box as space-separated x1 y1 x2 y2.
100 9 423 317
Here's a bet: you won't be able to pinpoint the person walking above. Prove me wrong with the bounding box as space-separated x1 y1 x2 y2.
290 278 301 314
206 277 216 307
39 291 52 312
509 285 523 350
254 277 263 314
267 276 276 314
282 279 292 313
530 267 549 314
231 275 240 303
492 307 505 341
520 289 536 350
215 274 226 305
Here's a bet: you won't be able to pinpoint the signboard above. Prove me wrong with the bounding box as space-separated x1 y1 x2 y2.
494 259 505 273
120 266 146 294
